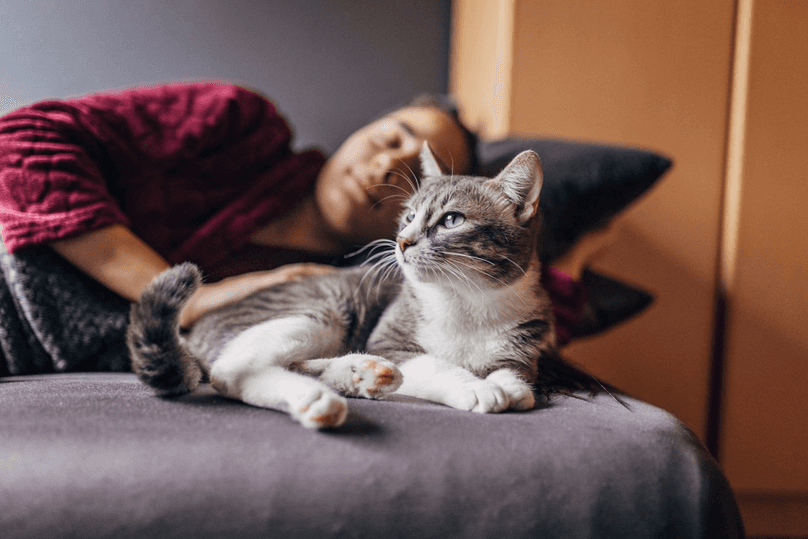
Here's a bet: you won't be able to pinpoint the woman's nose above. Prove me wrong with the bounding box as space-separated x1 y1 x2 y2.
371 151 393 179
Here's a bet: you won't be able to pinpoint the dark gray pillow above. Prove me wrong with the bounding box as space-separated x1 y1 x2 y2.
573 269 655 340
476 137 672 263
477 137 671 338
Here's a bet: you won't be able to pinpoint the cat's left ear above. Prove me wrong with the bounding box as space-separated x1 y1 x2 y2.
488 150 543 225
420 141 444 179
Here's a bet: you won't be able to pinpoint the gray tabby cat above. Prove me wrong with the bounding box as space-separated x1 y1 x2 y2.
128 143 558 429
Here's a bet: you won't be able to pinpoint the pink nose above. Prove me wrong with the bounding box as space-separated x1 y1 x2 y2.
397 237 414 252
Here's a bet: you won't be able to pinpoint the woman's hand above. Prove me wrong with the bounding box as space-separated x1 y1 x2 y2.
179 262 337 328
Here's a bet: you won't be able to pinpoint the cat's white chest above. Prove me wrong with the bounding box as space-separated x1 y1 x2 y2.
418 320 507 371
413 285 522 372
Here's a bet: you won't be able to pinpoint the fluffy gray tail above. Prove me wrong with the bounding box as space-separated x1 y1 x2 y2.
127 262 204 397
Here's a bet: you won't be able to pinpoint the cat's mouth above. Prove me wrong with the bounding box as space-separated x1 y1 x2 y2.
396 250 451 285
394 247 420 276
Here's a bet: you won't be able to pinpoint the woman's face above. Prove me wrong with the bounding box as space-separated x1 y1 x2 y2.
315 106 470 246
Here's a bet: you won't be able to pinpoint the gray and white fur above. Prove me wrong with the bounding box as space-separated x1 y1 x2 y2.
128 143 561 429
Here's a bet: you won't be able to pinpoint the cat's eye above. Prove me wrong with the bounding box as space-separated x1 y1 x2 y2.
441 212 465 229
404 210 416 223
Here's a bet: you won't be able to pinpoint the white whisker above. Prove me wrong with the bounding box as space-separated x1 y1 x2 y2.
361 252 399 297
373 180 412 197
500 256 528 275
442 259 483 295
445 250 527 276
377 258 401 297
370 193 409 211
392 164 418 193
347 238 396 260
444 251 496 266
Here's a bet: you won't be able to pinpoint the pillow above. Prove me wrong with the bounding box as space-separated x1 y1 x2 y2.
573 269 655 340
476 137 671 339
476 137 672 263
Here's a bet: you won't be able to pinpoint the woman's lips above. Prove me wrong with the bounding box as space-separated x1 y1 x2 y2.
345 173 380 205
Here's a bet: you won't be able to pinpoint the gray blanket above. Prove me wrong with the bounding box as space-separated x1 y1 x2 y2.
0 241 131 376
0 243 746 538
0 373 745 538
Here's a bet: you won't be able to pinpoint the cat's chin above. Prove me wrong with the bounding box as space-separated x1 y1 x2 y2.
399 263 437 286
399 263 477 290
398 263 427 283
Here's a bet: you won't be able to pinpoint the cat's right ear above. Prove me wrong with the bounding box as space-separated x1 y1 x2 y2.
489 150 543 226
419 141 444 179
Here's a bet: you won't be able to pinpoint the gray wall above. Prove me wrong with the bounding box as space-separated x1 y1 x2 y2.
0 0 450 152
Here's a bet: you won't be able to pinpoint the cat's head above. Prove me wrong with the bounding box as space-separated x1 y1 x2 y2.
394 142 544 288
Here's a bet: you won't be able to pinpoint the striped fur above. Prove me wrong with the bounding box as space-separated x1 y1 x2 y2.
126 145 600 427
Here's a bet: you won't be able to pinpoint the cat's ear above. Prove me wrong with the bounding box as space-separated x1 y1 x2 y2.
488 150 543 225
420 141 444 179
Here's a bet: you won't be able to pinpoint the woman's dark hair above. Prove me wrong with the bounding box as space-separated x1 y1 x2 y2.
391 94 480 175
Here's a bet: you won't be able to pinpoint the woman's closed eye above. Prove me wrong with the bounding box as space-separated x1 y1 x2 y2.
378 131 401 150
372 120 405 150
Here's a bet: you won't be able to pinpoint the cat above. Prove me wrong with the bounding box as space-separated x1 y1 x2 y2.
128 143 564 429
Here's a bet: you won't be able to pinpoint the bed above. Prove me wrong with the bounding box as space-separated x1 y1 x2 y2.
0 84 744 538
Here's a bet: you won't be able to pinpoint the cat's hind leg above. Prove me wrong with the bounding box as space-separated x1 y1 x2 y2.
209 315 349 429
299 354 403 399
216 366 349 429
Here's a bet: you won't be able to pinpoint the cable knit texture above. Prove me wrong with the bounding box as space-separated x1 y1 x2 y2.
0 82 325 272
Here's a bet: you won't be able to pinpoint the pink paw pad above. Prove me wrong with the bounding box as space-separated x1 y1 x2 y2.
348 356 402 398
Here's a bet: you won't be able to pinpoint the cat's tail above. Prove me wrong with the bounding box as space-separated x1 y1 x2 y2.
127 262 204 397
536 352 631 410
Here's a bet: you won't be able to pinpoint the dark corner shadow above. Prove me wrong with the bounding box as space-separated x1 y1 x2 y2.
0 374 66 384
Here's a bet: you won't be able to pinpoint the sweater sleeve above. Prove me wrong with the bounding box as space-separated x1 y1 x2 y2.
0 83 324 269
0 103 130 251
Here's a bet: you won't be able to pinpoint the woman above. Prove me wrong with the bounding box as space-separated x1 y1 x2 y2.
0 82 585 374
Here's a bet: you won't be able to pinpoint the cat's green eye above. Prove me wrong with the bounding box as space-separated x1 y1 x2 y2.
441 212 465 229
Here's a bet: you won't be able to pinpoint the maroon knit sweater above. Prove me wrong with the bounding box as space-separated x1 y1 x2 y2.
0 82 325 279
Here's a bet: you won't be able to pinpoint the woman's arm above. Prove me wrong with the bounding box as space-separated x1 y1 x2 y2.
50 224 172 302
50 224 335 328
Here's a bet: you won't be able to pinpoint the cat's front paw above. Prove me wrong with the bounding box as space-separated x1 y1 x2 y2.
448 380 510 413
291 388 348 429
347 355 403 399
448 371 536 413
486 370 536 411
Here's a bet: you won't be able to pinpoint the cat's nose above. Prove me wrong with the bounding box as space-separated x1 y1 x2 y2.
397 237 414 252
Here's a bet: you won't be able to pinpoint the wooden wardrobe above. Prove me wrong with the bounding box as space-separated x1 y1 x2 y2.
449 1 808 535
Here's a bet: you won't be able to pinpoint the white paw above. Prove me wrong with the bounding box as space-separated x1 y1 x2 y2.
290 388 348 429
346 355 403 399
448 379 510 413
486 370 536 411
